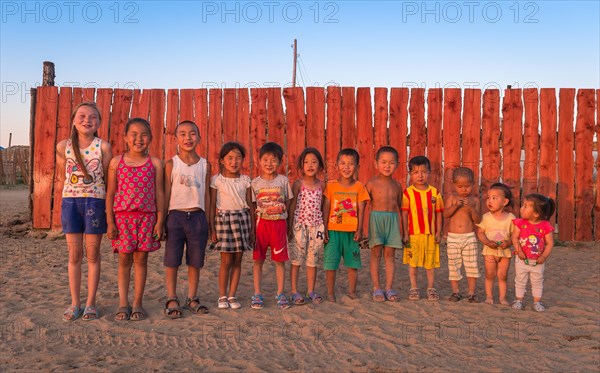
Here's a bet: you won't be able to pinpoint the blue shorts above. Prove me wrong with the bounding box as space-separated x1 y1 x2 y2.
165 210 208 268
61 197 107 234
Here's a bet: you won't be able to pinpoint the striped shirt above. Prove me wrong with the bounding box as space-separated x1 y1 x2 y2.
401 185 444 235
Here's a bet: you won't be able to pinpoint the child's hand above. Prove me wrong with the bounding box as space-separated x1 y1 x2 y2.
354 230 362 242
487 241 499 249
402 235 410 246
536 256 547 265
287 226 294 241
152 224 162 241
107 224 118 240
210 230 217 243
434 232 441 244
499 240 511 249
249 230 255 246
324 230 329 244
517 250 526 260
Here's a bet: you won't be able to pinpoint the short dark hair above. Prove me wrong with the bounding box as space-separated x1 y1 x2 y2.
337 148 360 164
452 167 474 183
376 146 399 162
259 142 283 161
297 147 324 171
219 141 246 161
408 155 430 171
489 182 514 209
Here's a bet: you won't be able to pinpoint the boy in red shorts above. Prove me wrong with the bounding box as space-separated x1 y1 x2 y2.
251 142 294 310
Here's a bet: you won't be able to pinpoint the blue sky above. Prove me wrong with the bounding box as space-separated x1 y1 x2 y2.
1 0 599 146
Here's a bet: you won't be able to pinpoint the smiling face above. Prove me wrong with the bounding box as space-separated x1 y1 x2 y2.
124 121 152 155
175 122 199 152
375 151 398 177
453 176 473 198
486 188 509 213
302 152 321 177
336 154 358 181
221 148 243 177
259 152 280 178
72 105 100 137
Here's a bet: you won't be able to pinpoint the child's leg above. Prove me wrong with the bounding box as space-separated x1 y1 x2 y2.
497 258 511 304
187 265 200 301
275 261 286 295
326 270 336 301
306 265 317 294
408 266 418 289
84 234 102 307
66 233 84 307
467 277 477 296
347 268 358 298
132 251 149 308
484 255 498 303
530 263 545 302
117 252 133 308
253 260 264 295
370 245 383 291
426 268 435 289
446 236 462 294
219 253 233 298
514 258 529 300
165 266 179 309
383 246 396 291
228 252 244 297
290 264 300 294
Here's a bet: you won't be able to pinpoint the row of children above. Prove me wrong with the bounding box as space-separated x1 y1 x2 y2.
59 102 555 322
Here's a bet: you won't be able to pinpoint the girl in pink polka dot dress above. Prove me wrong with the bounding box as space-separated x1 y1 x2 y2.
106 118 165 321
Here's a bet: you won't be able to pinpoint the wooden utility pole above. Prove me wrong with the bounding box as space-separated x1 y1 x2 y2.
292 39 297 87
43 61 55 86
8 133 12 148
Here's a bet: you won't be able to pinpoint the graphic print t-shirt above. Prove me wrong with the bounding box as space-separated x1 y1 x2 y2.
251 175 293 220
324 180 370 232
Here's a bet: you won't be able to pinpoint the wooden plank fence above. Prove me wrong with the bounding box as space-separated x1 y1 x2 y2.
30 86 598 242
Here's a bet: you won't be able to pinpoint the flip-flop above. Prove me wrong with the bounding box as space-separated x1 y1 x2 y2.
291 293 306 306
114 306 132 322
62 305 83 322
385 289 400 302
372 288 386 302
306 291 323 305
130 307 147 321
82 306 99 321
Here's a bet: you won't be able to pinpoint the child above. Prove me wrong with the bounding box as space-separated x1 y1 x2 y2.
210 142 254 310
163 121 210 318
511 194 555 312
56 102 112 321
401 156 444 301
106 118 164 321
251 142 293 309
288 147 326 305
443 167 482 303
476 183 515 305
366 146 403 302
323 148 371 302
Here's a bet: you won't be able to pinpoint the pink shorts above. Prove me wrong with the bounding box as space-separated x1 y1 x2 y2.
253 219 288 262
112 212 160 253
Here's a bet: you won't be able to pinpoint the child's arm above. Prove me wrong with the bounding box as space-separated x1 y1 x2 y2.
204 162 212 240
322 196 331 243
536 232 554 265
105 156 119 239
476 226 499 249
443 194 460 219
401 209 409 245
355 200 367 241
396 183 404 237
152 157 165 240
55 140 66 185
287 180 301 239
209 180 217 242
434 211 443 243
163 159 173 235
246 185 255 245
468 197 482 224
100 140 112 185
511 225 526 260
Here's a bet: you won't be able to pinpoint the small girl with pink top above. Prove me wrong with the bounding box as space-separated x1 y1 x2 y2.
106 118 165 321
511 194 555 312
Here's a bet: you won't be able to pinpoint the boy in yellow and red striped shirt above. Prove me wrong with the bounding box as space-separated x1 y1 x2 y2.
401 156 444 301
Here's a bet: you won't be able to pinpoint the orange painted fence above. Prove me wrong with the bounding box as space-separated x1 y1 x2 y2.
31 86 598 242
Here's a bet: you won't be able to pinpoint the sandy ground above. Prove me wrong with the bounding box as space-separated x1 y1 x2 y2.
0 186 598 372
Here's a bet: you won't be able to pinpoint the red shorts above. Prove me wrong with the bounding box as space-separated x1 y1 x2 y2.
253 219 288 262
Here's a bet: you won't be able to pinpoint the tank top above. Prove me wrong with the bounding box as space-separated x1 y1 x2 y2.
62 137 105 199
113 156 156 213
293 182 323 226
168 155 207 211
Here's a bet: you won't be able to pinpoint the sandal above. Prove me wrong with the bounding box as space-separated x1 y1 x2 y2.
426 288 440 301
82 306 98 321
131 307 147 321
62 305 83 322
276 294 291 310
218 296 230 309
114 306 132 322
164 297 183 319
408 288 420 301
385 289 400 302
251 294 264 310
291 293 306 306
306 291 323 304
467 294 478 303
228 297 242 309
532 302 546 312
512 300 524 310
372 288 386 302
448 293 462 302
185 297 209 314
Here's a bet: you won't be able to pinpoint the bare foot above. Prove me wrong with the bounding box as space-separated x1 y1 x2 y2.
484 298 494 305
347 293 358 300
499 298 510 306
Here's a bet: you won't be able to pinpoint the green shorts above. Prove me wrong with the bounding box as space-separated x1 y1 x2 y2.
324 230 361 270
368 211 403 249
